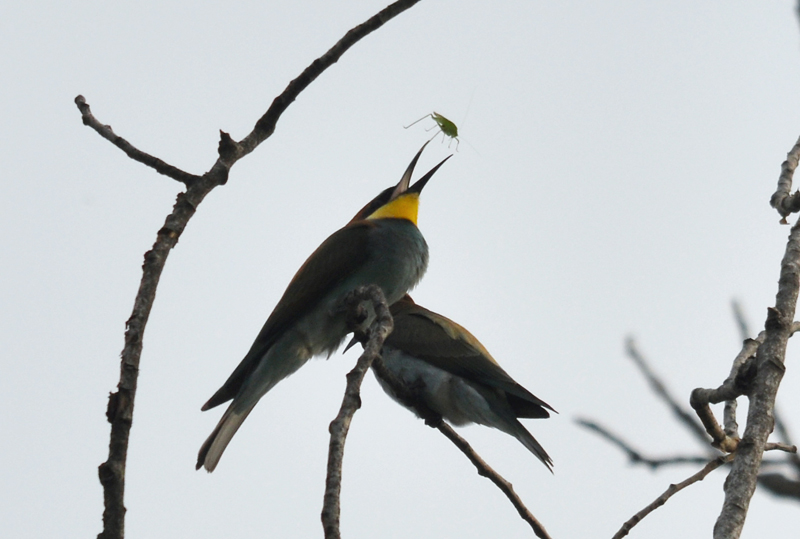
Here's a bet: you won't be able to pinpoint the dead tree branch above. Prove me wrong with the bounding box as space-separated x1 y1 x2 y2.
79 2 425 538
74 96 200 186
731 302 800 496
433 421 554 539
690 337 762 453
575 418 711 468
581 137 800 537
612 454 735 539
769 136 800 222
712 137 800 538
712 218 800 539
613 443 796 539
322 286 394 539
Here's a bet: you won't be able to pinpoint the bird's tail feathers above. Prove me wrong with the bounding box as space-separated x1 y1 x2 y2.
196 401 257 472
508 420 553 472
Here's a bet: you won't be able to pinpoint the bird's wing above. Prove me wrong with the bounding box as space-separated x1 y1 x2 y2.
202 222 375 410
387 301 555 417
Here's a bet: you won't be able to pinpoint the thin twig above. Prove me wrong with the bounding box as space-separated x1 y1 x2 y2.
434 422 554 539
625 338 709 446
577 418 790 469
322 286 393 539
371 357 553 539
612 454 735 539
230 0 424 165
81 2 426 538
575 418 714 468
612 443 796 539
74 96 200 186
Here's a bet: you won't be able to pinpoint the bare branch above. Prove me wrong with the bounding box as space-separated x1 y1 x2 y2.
371 357 553 539
223 0 424 168
575 418 713 468
592 297 800 516
80 3 426 538
433 421 553 539
96 189 205 539
769 135 800 222
688 320 800 452
578 418 792 469
613 443 797 539
625 338 709 446
728 303 800 481
713 210 800 538
322 286 393 539
612 454 735 539
78 0 423 187
74 96 200 186
690 342 760 453
763 442 798 453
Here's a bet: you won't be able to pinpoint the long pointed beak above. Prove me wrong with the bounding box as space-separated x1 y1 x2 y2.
390 141 430 200
408 154 452 194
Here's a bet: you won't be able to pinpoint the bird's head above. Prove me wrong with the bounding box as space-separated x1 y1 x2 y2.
349 142 451 226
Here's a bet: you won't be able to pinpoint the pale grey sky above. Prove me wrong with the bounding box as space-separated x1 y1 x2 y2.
3 1 800 538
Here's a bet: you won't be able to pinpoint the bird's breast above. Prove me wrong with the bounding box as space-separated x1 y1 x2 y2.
362 219 428 303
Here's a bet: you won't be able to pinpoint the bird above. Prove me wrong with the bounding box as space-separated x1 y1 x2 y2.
363 294 555 470
197 144 450 472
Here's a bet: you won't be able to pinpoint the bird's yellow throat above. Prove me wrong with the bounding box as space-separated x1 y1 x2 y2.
366 193 419 225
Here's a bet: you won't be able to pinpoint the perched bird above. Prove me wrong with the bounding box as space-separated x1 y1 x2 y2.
368 295 555 470
197 145 450 472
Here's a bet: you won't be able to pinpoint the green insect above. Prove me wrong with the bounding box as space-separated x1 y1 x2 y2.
405 111 460 150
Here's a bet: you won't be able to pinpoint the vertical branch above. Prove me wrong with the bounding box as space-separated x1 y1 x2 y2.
322 286 393 539
714 137 800 539
96 185 212 539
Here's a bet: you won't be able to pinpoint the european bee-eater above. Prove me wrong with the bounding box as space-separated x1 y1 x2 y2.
197 145 449 472
370 295 554 470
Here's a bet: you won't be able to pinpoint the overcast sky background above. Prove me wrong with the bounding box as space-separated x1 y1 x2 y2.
4 1 800 538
